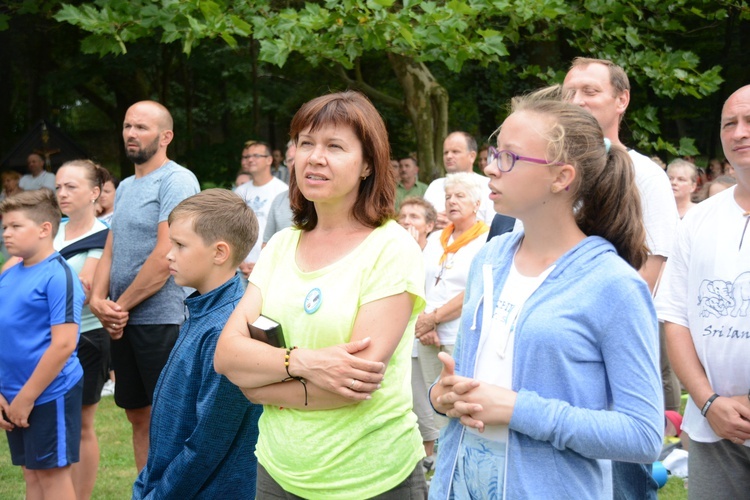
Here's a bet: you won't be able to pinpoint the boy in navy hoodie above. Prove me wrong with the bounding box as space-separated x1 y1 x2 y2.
133 189 262 499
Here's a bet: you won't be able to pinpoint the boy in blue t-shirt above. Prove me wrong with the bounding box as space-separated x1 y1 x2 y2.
0 189 84 500
132 189 263 499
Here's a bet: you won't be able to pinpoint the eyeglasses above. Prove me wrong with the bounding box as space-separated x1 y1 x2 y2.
487 145 562 173
241 154 270 160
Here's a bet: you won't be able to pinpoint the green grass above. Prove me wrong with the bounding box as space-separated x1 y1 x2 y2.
1 396 688 499
1 397 135 499
660 476 688 499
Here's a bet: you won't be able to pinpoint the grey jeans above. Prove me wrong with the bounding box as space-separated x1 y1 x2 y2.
688 437 750 500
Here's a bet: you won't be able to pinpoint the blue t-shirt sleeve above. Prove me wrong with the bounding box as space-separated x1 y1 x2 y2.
158 170 200 223
47 258 84 326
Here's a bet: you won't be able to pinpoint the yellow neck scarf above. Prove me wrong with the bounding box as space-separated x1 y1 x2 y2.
439 220 489 264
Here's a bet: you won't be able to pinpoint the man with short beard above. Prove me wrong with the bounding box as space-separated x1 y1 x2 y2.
89 100 199 472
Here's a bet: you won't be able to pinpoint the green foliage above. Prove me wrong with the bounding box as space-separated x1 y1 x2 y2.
51 0 730 158
55 0 258 56
10 0 742 171
560 0 727 102
630 106 700 156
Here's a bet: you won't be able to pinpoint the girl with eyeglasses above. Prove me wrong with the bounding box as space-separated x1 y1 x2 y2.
429 89 663 499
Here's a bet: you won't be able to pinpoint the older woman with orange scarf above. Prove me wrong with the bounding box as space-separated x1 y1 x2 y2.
416 172 489 425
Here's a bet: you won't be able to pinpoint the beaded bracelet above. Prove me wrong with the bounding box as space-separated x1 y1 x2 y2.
284 347 297 379
282 346 308 406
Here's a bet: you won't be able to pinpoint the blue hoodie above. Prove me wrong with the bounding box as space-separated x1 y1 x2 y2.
430 232 663 499
133 274 262 499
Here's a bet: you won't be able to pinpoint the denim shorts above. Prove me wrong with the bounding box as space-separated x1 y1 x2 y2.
451 432 507 500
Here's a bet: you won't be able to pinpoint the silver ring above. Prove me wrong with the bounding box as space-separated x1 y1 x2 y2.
350 379 357 390
111 323 116 328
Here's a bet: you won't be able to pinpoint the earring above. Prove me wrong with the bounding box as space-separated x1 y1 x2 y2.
551 186 560 194
361 175 368 180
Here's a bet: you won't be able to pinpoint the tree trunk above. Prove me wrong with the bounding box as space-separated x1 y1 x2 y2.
251 37 260 137
388 54 448 183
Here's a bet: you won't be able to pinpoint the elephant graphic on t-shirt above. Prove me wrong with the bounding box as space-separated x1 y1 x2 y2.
697 279 733 318
730 272 750 318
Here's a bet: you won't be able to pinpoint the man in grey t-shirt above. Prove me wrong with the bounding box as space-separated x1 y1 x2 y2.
90 101 199 471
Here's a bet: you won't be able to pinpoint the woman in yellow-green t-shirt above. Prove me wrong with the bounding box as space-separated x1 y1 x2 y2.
215 91 427 499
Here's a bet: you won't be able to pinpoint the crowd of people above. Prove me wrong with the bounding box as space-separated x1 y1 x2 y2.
1 57 748 500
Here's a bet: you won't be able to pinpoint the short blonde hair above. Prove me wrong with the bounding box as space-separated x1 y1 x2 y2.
168 189 259 268
1 170 21 183
0 188 61 236
444 172 483 205
667 159 698 183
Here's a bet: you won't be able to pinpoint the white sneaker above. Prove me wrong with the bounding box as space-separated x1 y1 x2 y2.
101 380 115 397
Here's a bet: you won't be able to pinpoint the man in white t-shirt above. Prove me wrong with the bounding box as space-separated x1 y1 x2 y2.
19 153 56 191
563 59 678 289
234 141 288 278
563 57 679 500
655 85 750 499
423 132 495 229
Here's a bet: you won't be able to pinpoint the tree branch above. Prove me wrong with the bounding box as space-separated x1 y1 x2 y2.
334 63 403 109
74 84 117 120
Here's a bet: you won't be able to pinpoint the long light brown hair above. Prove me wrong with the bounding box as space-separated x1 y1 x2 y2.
511 91 648 268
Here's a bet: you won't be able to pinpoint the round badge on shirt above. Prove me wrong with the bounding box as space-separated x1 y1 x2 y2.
304 288 322 314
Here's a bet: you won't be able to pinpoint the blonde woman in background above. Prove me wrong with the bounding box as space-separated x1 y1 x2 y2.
667 159 698 218
416 172 489 431
55 160 110 499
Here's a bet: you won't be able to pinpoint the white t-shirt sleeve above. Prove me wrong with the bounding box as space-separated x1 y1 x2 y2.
242 178 289 263
423 179 446 214
629 151 678 258
42 172 57 191
654 218 690 327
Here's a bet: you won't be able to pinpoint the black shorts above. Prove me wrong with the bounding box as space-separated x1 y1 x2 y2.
7 377 83 470
78 328 111 406
110 324 179 410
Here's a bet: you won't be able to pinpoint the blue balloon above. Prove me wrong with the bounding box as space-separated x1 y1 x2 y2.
652 461 668 488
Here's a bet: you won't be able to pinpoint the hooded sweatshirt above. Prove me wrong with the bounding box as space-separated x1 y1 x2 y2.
133 274 262 499
430 232 663 499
